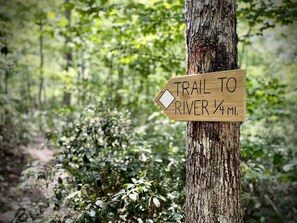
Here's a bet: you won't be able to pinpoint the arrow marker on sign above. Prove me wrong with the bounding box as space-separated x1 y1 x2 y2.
155 69 246 122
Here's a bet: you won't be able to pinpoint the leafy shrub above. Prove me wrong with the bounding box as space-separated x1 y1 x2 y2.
20 104 185 222
241 76 297 222
0 95 34 150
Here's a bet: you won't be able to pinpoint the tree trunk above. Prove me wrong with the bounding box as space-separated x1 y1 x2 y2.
38 21 44 110
63 0 72 107
80 50 86 105
115 65 124 106
185 0 242 222
25 69 32 110
4 69 8 94
107 59 113 105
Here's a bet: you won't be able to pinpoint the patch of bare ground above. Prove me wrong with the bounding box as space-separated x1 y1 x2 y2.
0 136 54 223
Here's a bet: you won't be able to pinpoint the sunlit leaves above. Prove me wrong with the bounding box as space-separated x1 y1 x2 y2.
59 17 69 28
237 0 297 39
47 11 56 20
128 192 138 201
153 197 160 208
64 2 75 10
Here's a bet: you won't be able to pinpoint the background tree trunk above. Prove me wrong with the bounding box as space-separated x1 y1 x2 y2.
185 0 243 222
63 0 72 107
38 21 44 110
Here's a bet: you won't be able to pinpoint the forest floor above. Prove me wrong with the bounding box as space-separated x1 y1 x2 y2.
0 136 54 223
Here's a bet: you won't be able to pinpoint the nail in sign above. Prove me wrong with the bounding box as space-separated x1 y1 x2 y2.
155 69 246 122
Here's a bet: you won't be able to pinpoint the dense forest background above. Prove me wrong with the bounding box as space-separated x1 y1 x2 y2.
0 0 296 222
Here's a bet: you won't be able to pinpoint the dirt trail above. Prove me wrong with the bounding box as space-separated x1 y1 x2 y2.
0 136 54 223
22 137 54 162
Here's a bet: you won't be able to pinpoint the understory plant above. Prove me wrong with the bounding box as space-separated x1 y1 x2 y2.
19 104 185 222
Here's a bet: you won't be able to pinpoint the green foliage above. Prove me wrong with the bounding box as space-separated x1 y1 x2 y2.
0 95 35 148
246 76 286 121
237 0 297 38
39 104 185 222
1 0 296 222
239 23 297 222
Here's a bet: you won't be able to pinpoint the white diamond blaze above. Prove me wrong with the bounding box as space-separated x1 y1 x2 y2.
159 90 175 109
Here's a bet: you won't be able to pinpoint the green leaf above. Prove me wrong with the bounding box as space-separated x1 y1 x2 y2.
283 164 291 172
55 191 62 200
129 193 138 201
64 3 75 10
65 191 80 200
273 153 283 165
59 17 69 28
95 199 103 207
153 197 160 208
47 11 55 20
283 159 297 172
89 209 96 217
58 177 63 184
254 149 263 158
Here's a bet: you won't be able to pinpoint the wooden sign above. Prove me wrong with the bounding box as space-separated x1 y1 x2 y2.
155 69 245 122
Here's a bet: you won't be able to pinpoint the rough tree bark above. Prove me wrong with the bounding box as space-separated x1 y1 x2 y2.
185 0 242 222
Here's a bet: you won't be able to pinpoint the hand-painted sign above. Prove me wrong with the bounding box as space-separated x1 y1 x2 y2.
155 69 245 122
